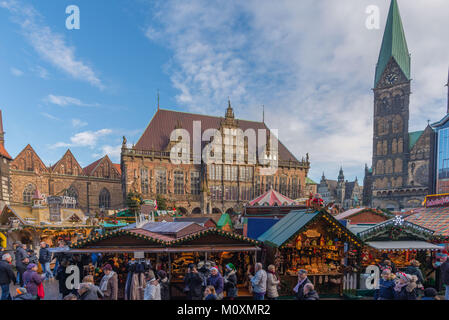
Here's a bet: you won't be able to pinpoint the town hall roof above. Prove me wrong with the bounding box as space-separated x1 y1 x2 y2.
134 108 300 163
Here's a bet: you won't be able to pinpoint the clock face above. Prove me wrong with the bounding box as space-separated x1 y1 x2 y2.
385 72 399 85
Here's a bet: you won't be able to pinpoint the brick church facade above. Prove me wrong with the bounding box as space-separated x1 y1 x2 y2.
121 101 310 215
364 0 435 210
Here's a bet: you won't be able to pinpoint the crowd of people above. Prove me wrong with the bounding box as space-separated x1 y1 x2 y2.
2 240 449 301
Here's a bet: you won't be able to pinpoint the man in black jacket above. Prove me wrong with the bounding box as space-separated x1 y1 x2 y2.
294 269 311 300
0 253 16 300
39 241 53 280
14 243 29 286
184 264 203 300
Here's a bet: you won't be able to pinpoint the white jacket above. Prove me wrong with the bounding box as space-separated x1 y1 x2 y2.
144 283 161 300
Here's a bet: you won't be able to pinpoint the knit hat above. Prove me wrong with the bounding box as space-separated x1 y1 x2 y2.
225 263 235 271
16 287 27 295
210 266 219 273
187 263 196 270
157 270 167 279
27 263 36 270
103 264 113 271
396 272 411 282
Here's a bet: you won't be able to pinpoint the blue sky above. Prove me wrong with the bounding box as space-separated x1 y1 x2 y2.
0 0 448 184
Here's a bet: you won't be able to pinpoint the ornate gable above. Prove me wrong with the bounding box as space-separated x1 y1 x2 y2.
85 156 120 179
11 144 48 174
52 149 83 176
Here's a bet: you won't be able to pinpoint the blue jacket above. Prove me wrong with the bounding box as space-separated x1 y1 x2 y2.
207 273 224 295
374 278 395 300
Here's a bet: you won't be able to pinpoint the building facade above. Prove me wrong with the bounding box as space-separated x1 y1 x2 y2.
121 102 310 215
318 168 362 209
365 0 435 210
0 111 12 208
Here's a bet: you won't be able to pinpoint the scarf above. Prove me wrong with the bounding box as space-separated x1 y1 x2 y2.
394 281 408 293
293 277 307 293
100 271 115 292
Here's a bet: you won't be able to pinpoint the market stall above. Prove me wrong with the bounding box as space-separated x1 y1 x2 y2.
258 208 363 297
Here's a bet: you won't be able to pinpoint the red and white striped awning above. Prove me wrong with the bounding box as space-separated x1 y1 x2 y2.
249 188 297 206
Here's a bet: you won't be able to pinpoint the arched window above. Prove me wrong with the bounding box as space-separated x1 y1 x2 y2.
23 184 35 205
99 188 111 209
392 139 397 154
394 158 403 173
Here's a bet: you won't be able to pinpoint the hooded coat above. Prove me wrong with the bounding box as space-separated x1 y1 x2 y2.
207 272 224 295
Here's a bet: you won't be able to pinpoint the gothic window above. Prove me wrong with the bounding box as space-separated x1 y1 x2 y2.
383 140 388 155
231 166 238 181
99 188 111 209
385 159 393 174
22 184 35 205
174 171 184 195
209 165 215 180
393 94 402 108
376 160 384 175
377 118 388 136
394 158 403 173
398 138 404 153
156 169 167 194
392 115 403 134
377 141 382 156
140 167 149 194
266 176 273 191
239 167 245 182
280 176 287 195
64 186 78 204
392 139 397 154
190 171 201 195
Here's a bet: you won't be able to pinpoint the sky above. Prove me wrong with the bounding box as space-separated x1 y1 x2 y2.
0 0 448 185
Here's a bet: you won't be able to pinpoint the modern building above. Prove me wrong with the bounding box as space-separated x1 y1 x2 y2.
365 0 436 210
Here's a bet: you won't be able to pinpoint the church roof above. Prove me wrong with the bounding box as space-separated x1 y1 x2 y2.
409 131 423 149
375 0 410 87
134 108 300 163
306 177 318 185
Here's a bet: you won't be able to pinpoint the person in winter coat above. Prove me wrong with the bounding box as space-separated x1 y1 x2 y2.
204 285 217 300
294 269 311 300
266 264 280 300
303 283 319 300
39 242 53 280
78 275 103 300
184 264 204 300
27 246 38 265
144 276 161 300
421 287 439 300
14 243 29 286
374 269 396 300
22 263 43 300
0 253 16 300
406 260 424 289
157 270 170 300
249 263 267 300
433 253 449 300
100 264 118 300
207 267 224 300
223 263 238 300
55 259 76 298
394 272 417 300
13 287 34 300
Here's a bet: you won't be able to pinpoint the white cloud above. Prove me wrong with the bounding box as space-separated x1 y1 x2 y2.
41 112 60 121
10 67 23 76
51 129 113 149
93 144 121 162
32 65 49 79
144 0 449 183
45 94 99 107
71 118 88 128
0 0 104 89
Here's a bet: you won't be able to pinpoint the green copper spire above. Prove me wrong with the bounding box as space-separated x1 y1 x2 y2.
374 0 410 87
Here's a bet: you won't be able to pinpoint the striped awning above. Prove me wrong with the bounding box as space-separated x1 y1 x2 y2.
367 241 442 251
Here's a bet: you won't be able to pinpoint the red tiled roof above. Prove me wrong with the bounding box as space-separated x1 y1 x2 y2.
0 143 11 160
113 163 121 175
83 158 103 176
406 207 449 236
135 109 299 163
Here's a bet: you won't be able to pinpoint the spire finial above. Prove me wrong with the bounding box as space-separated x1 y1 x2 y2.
446 67 449 114
157 89 160 111
262 105 265 123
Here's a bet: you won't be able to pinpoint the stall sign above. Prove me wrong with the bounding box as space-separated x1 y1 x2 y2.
304 229 321 238
134 251 144 259
425 193 449 208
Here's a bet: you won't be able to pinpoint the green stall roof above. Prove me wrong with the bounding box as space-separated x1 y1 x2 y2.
217 213 233 229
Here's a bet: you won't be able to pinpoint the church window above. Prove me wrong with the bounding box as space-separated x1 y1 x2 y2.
385 159 393 174
392 115 403 134
22 184 35 205
398 138 404 153
377 142 382 156
174 171 184 195
394 159 402 173
140 167 149 194
99 188 111 209
376 160 384 175
190 171 200 195
156 169 167 194
383 140 388 155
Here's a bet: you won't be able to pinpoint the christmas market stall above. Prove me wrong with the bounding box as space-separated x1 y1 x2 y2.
66 221 261 299
356 216 442 288
258 208 363 297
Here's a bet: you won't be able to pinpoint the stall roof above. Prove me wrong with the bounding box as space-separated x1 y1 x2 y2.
123 221 196 233
366 241 442 251
258 209 362 248
405 207 449 236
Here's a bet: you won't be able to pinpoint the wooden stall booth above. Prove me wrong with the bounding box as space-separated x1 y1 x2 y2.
258 208 363 297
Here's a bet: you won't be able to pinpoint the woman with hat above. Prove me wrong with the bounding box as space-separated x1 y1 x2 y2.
22 263 43 300
223 263 238 300
100 264 118 300
207 267 224 300
157 270 170 300
394 272 417 300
